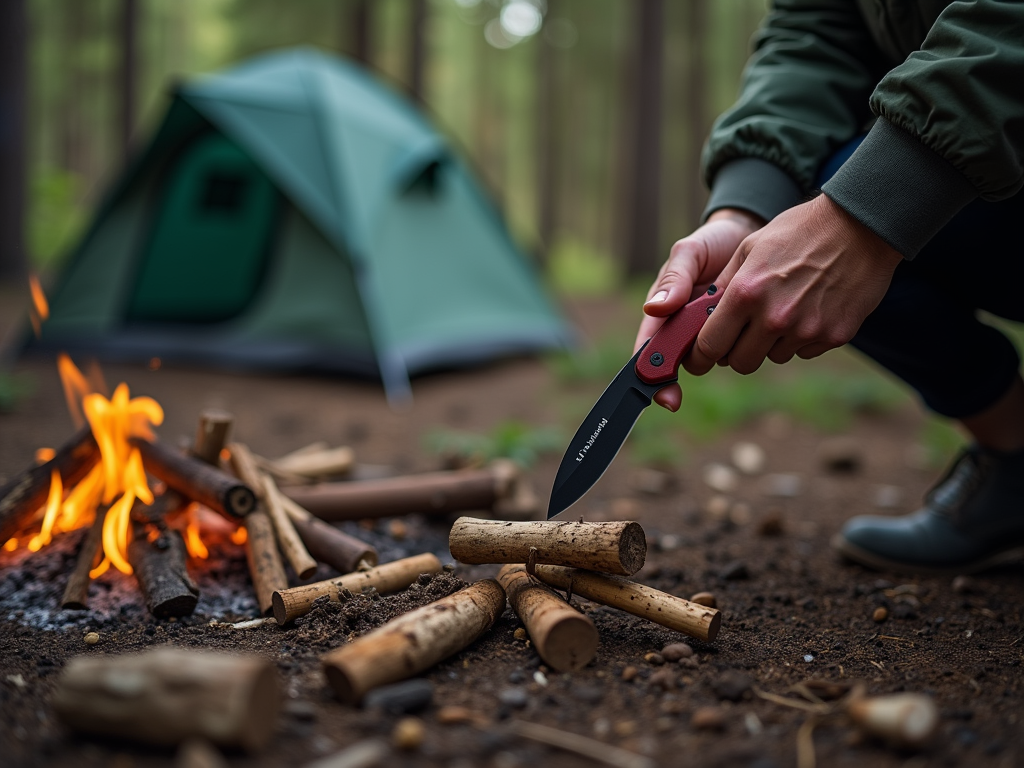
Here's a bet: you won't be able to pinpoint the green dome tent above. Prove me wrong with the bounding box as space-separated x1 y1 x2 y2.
35 47 570 401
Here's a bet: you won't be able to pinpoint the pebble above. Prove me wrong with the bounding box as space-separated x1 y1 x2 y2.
592 718 611 739
498 688 528 709
513 628 528 642
364 679 434 714
437 706 480 725
508 669 526 684
720 560 750 581
648 669 676 691
703 463 739 493
729 502 753 526
873 606 889 623
657 533 683 552
392 717 425 751
761 473 802 497
613 721 637 737
691 707 726 731
621 665 639 682
757 510 785 537
282 700 317 721
644 652 665 666
731 442 766 474
744 712 764 736
689 591 717 608
817 436 863 473
678 656 699 669
873 485 903 509
630 467 673 495
176 738 228 768
705 494 731 519
952 575 977 594
388 520 408 540
660 643 693 662
83 632 100 646
712 671 753 702
532 670 548 687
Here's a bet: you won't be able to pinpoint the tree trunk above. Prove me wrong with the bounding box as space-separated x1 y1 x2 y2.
685 0 709 231
0 0 28 280
352 0 373 66
534 3 558 258
118 0 138 158
408 0 427 102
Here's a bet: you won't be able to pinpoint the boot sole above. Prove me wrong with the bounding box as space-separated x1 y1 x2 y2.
831 534 1024 576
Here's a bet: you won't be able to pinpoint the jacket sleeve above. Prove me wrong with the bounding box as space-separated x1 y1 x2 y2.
702 0 883 224
822 1 1024 258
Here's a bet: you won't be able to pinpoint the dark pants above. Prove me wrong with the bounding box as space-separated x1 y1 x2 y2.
820 139 1024 419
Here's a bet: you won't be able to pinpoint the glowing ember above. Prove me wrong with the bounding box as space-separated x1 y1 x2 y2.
35 447 56 464
230 527 248 546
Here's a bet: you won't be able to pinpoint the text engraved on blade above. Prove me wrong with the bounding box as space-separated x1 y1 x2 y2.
575 418 609 463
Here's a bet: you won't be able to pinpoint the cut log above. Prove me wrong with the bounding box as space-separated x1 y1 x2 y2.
286 501 378 575
497 564 597 671
131 437 255 519
273 552 443 624
322 579 506 703
244 510 288 615
268 446 354 479
0 426 99 544
128 526 199 619
191 409 233 466
449 518 646 576
533 565 721 642
52 646 280 752
61 508 107 610
284 461 520 520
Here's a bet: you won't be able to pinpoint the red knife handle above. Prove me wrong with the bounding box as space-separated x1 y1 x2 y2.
634 285 720 385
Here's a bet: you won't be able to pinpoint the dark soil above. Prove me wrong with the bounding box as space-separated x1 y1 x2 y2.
1 298 1021 768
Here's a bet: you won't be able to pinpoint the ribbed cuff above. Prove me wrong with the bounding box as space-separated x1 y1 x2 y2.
821 118 978 259
702 157 803 224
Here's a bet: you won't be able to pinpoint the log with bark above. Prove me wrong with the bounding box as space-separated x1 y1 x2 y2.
52 646 280 752
190 409 233 466
128 525 199 619
533 565 721 642
244 509 288 615
130 437 255 519
273 552 443 624
281 494 377 575
322 579 506 703
0 426 99 544
284 461 520 520
497 564 598 672
61 507 107 610
449 518 647 576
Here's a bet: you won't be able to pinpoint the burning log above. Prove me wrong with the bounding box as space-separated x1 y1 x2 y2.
61 507 107 610
130 437 255 519
283 461 521 520
449 518 647 576
52 647 280 752
128 526 199 619
191 409 233 466
281 494 377 575
244 510 288 615
497 564 598 672
533 565 721 642
229 443 316 579
273 553 443 624
322 579 506 703
0 426 99 544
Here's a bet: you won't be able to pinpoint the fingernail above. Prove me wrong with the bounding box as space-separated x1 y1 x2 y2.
646 290 668 304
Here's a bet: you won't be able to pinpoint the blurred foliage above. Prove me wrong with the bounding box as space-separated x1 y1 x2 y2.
28 168 88 269
0 374 34 413
918 418 966 470
424 419 563 468
546 237 621 297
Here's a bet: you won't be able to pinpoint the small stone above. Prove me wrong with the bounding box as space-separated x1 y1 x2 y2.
689 591 717 608
705 494 731 519
513 628 528 642
644 652 665 665
678 656 699 669
498 688 528 709
873 606 888 623
744 712 764 736
873 485 903 509
691 707 726 731
817 436 863 473
731 442 766 475
630 467 673 495
613 721 637 737
703 463 739 493
437 706 479 725
761 473 802 497
592 718 611 739
660 643 693 662
657 533 683 552
508 669 526 684
83 632 100 646
712 671 753 702
729 502 753 526
952 575 976 594
621 665 639 682
720 560 750 581
364 679 434 714
532 670 548 687
282 700 317 721
757 510 785 537
649 669 676 691
388 520 408 540
392 717 425 751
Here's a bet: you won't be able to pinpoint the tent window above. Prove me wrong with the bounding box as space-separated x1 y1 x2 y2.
201 171 249 212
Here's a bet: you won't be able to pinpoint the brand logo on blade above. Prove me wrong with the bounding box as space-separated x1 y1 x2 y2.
576 418 609 462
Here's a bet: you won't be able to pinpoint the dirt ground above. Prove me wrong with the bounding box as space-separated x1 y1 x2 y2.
1 296 1022 768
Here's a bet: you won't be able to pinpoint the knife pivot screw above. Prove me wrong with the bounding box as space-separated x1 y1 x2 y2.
649 352 664 367
707 284 718 295
706 305 716 316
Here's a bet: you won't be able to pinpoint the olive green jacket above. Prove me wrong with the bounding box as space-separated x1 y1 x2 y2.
702 0 1024 258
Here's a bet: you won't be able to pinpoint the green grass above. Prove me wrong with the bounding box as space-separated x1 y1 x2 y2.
423 420 564 469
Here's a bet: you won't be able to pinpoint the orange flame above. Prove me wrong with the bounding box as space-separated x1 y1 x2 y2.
35 447 56 464
230 526 248 545
29 274 49 338
27 470 62 552
185 519 209 559
58 353 92 430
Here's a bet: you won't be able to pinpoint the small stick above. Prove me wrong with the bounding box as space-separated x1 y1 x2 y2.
507 720 655 768
191 409 233 466
0 426 100 544
128 527 199 619
61 508 107 610
268 446 354 479
533 565 721 642
283 496 378 575
131 437 255 519
230 443 317 579
52 647 280 752
273 553 442 624
322 579 506 703
449 518 646 576
497 564 597 672
283 461 520 520
244 510 288 616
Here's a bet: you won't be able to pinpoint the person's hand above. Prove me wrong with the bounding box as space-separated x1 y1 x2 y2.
635 208 765 411
685 194 903 378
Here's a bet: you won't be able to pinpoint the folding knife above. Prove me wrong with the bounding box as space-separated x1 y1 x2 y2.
547 285 720 519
